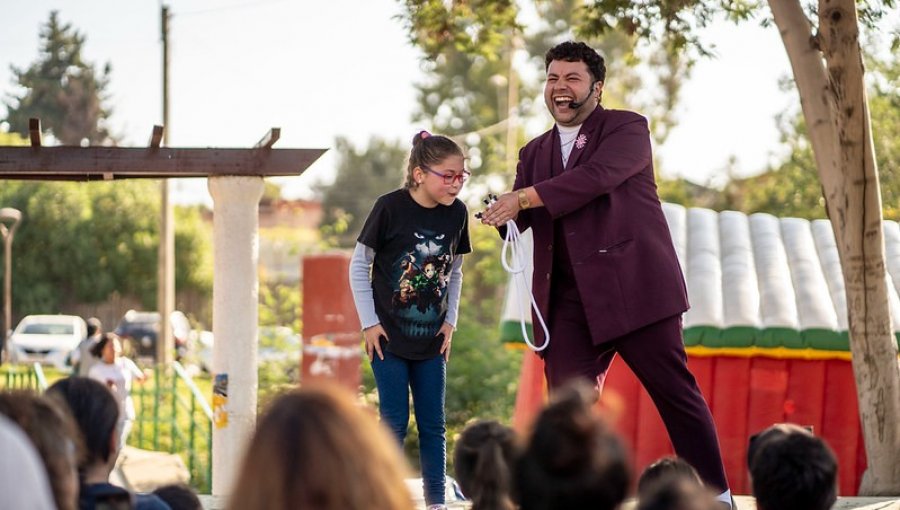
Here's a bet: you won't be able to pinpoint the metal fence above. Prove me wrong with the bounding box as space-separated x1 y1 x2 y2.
0 361 213 493
0 362 47 391
131 361 213 493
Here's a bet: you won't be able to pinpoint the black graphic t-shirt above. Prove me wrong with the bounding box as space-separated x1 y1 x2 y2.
358 189 471 359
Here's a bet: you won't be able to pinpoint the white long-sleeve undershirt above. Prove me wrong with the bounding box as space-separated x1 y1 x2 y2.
348 242 464 330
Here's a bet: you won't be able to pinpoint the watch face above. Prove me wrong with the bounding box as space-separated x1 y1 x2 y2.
518 190 530 209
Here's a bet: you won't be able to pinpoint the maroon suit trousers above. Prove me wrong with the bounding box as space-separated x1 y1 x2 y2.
543 289 729 493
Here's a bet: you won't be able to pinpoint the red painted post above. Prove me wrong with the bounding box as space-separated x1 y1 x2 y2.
300 253 361 391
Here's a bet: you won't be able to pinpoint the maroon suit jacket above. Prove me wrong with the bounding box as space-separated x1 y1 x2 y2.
512 106 689 346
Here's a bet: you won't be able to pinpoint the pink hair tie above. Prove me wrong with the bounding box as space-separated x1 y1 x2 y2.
419 130 431 139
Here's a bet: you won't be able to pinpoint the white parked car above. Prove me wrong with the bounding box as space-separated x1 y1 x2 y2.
8 315 87 369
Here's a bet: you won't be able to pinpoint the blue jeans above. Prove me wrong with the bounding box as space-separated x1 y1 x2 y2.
372 351 446 505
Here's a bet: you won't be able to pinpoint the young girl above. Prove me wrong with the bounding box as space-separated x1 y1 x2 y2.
350 131 471 510
88 332 146 449
454 420 520 510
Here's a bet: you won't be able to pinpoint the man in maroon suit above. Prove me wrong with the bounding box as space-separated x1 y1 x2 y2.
481 41 733 508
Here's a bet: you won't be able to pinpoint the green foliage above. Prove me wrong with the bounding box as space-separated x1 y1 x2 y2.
399 0 520 59
868 52 900 220
260 180 283 206
400 0 689 175
259 280 301 333
526 0 689 143
710 51 900 220
578 0 761 57
0 131 28 146
130 367 213 493
3 11 116 145
0 181 212 315
316 137 408 248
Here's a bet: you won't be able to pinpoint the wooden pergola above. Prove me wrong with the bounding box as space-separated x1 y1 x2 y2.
0 118 326 497
0 119 324 180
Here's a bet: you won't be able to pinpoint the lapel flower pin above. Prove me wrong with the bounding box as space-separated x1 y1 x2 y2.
575 133 588 149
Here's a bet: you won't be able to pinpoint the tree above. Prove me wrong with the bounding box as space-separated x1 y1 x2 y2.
0 181 211 316
400 0 900 494
3 11 115 145
403 0 689 178
316 136 408 248
627 1 900 495
715 33 900 223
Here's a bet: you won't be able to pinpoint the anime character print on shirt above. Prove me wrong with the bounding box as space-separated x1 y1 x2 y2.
391 228 452 339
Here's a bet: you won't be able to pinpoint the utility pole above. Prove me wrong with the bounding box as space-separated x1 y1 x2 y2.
157 4 175 365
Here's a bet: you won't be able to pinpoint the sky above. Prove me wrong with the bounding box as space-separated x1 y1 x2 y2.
0 0 817 206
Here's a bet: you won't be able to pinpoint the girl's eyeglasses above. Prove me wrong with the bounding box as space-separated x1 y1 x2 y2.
422 165 471 185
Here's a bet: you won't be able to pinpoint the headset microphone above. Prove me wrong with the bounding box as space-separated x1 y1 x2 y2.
567 81 598 109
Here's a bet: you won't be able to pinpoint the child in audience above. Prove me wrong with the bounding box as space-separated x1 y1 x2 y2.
748 423 837 510
515 381 631 510
454 419 519 510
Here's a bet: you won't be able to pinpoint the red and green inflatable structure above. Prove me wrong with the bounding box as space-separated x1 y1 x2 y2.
502 204 900 496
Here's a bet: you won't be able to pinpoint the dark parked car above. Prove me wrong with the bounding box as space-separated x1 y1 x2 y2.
114 309 192 362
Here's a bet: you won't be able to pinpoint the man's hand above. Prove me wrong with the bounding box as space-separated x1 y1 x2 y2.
479 191 520 227
438 322 454 362
363 324 388 361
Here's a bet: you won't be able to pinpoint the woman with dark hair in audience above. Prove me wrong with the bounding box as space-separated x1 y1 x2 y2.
228 383 414 510
453 419 520 510
0 391 83 510
515 380 631 510
47 377 170 510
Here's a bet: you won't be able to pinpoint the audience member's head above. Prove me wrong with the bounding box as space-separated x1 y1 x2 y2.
636 476 719 510
637 456 703 499
0 414 56 510
454 419 520 510
90 332 122 362
152 483 202 510
46 377 121 475
747 423 838 510
87 317 103 337
515 380 631 510
0 391 83 510
227 383 413 510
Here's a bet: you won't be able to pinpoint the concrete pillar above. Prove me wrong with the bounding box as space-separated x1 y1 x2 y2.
207 176 264 498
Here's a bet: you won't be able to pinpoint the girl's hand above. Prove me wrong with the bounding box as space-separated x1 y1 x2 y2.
438 322 454 362
363 324 388 361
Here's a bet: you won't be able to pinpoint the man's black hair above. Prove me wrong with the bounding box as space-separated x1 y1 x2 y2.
748 424 837 510
46 377 120 466
545 41 606 84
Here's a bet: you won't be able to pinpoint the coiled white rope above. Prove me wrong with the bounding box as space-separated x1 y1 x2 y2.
500 219 550 352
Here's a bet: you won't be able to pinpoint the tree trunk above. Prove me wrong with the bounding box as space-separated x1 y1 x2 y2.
768 0 900 495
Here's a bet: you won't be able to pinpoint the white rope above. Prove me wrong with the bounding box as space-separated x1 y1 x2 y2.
501 219 550 351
